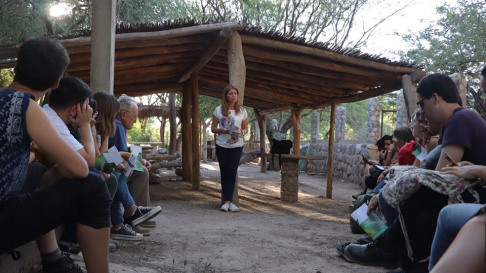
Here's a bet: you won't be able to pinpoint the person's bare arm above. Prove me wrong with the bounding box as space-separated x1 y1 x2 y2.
70 101 95 167
436 145 465 171
241 118 248 135
211 115 228 134
93 135 101 157
99 135 109 154
26 101 88 178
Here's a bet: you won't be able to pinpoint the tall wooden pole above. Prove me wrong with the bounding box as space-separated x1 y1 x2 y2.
168 93 176 155
291 108 303 155
221 31 246 206
182 80 193 182
90 0 116 94
260 115 267 173
191 74 200 190
326 104 337 199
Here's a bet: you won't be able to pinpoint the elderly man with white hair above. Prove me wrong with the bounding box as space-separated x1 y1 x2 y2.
109 94 159 234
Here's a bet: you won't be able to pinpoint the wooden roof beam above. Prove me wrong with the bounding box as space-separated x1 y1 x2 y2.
240 35 424 76
307 79 403 109
241 44 399 80
177 27 232 83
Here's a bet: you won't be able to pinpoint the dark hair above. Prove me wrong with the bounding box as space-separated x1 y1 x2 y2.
416 73 462 104
393 126 414 148
382 135 393 143
411 108 426 124
375 138 385 149
49 76 92 110
14 37 70 91
481 65 486 77
94 92 119 137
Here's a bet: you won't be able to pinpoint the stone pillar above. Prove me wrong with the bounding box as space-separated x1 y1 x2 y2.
367 98 381 144
253 120 260 141
311 110 320 144
335 106 346 143
449 73 467 107
396 91 408 128
280 159 299 202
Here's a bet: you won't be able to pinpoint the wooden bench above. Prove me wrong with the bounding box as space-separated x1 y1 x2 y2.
258 153 325 202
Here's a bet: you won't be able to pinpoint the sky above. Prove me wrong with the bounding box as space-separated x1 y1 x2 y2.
356 0 455 59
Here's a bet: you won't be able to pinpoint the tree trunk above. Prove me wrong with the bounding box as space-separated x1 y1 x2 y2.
160 118 166 147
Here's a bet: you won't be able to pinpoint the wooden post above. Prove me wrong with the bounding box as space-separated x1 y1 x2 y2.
168 93 176 155
260 115 267 173
182 79 193 182
291 108 303 155
402 74 416 121
90 0 116 94
191 74 200 190
226 30 246 206
326 104 337 199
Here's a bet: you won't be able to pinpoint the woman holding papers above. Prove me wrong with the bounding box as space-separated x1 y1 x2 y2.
211 85 248 212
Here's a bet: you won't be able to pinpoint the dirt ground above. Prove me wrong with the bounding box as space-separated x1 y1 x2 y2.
98 162 388 273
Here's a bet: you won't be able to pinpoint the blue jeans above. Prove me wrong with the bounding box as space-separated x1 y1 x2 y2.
429 203 485 270
110 172 135 225
378 191 398 226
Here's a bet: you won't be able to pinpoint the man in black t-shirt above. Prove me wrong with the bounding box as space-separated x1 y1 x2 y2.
344 73 486 272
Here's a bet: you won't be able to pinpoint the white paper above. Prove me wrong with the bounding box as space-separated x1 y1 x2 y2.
351 203 369 224
123 154 137 177
103 146 124 165
131 145 142 156
416 147 428 161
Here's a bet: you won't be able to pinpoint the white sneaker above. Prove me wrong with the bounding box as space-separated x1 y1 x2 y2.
229 203 239 212
221 203 229 212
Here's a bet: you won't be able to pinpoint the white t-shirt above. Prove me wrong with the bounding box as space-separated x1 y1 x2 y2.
213 105 248 148
43 104 84 151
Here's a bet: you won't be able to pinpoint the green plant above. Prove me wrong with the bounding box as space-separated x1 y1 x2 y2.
204 262 212 272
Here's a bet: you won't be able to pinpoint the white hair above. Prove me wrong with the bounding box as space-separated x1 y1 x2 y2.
118 94 137 114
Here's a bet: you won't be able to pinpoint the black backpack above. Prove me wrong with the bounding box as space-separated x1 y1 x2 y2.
270 139 293 170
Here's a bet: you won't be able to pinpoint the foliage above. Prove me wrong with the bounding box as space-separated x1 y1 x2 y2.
399 0 486 76
0 69 14 87
0 0 47 44
126 119 160 142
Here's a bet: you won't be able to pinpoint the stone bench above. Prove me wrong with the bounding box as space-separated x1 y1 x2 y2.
258 153 325 202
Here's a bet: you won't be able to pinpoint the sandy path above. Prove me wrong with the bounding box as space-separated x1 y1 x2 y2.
102 162 387 273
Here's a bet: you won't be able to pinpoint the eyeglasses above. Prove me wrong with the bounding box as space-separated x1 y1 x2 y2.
124 110 138 120
416 97 427 110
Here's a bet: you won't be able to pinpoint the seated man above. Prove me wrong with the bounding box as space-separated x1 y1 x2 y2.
109 94 158 230
43 77 160 241
345 73 486 272
0 37 110 273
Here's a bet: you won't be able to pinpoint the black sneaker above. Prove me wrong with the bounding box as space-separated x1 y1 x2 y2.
58 241 83 262
42 253 86 273
124 206 161 227
344 234 399 269
110 224 143 241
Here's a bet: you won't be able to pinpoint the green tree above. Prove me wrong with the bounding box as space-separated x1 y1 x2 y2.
0 69 14 87
400 0 486 76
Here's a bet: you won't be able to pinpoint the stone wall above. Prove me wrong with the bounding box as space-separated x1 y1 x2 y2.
306 141 378 186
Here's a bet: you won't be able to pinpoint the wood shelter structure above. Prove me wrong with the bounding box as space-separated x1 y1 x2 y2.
0 20 425 199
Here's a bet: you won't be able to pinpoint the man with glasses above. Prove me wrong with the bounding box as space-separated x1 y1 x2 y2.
109 94 160 235
345 73 486 272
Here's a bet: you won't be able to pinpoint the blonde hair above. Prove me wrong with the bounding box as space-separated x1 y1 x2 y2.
221 84 242 117
93 92 120 137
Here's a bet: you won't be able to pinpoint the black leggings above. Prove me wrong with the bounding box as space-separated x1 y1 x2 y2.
0 172 111 254
216 145 243 202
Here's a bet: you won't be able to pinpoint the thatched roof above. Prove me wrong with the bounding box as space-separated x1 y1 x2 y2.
0 20 425 113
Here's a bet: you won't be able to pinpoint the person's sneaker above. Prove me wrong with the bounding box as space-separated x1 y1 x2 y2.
42 253 86 273
336 242 353 261
353 234 373 245
110 224 143 241
133 225 151 236
124 206 161 227
344 234 399 269
229 203 239 212
140 220 156 228
58 242 83 262
221 203 229 212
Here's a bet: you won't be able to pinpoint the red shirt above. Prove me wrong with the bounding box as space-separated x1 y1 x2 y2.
398 140 417 165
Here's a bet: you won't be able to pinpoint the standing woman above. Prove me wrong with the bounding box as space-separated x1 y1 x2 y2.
211 85 248 212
